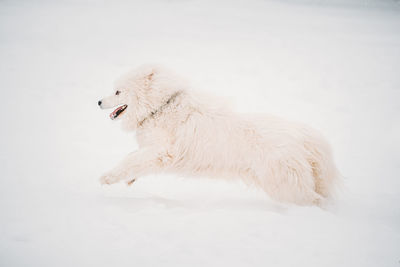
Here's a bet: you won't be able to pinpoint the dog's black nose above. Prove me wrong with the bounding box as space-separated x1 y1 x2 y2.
98 100 102 106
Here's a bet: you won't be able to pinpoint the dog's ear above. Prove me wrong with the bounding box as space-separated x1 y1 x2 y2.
144 72 154 88
144 66 157 81
144 67 156 87
146 72 154 81
140 65 160 87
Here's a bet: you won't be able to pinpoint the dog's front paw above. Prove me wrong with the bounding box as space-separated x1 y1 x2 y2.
99 172 121 185
126 178 136 186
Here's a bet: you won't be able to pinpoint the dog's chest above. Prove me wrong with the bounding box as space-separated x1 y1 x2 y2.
136 127 172 147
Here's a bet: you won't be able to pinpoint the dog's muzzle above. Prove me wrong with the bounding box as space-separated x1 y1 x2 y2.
109 104 128 120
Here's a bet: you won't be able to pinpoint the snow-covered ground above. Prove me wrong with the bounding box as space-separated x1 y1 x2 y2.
1 0 399 266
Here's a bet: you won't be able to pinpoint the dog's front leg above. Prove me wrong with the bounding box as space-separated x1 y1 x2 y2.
99 149 161 185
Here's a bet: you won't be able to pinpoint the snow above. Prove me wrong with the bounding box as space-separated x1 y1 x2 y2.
0 0 399 266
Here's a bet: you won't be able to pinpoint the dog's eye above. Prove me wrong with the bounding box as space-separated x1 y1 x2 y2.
115 90 121 95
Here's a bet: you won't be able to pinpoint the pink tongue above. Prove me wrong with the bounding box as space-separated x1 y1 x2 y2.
110 106 124 119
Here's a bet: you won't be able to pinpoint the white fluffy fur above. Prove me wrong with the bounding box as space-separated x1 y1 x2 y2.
99 65 340 206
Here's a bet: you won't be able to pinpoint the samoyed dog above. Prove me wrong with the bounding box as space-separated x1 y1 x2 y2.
98 65 340 206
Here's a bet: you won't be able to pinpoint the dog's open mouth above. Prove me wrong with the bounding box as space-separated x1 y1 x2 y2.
110 104 127 120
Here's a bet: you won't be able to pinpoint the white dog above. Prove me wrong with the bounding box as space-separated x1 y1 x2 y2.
98 65 340 206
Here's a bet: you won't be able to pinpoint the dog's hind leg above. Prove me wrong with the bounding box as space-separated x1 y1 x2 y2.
257 158 323 205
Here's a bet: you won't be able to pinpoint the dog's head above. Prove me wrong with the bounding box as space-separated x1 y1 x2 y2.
98 65 182 131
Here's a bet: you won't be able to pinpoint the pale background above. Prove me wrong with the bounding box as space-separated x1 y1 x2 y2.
0 0 399 266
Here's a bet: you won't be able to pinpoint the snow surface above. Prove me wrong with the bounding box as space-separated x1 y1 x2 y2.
1 0 399 266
